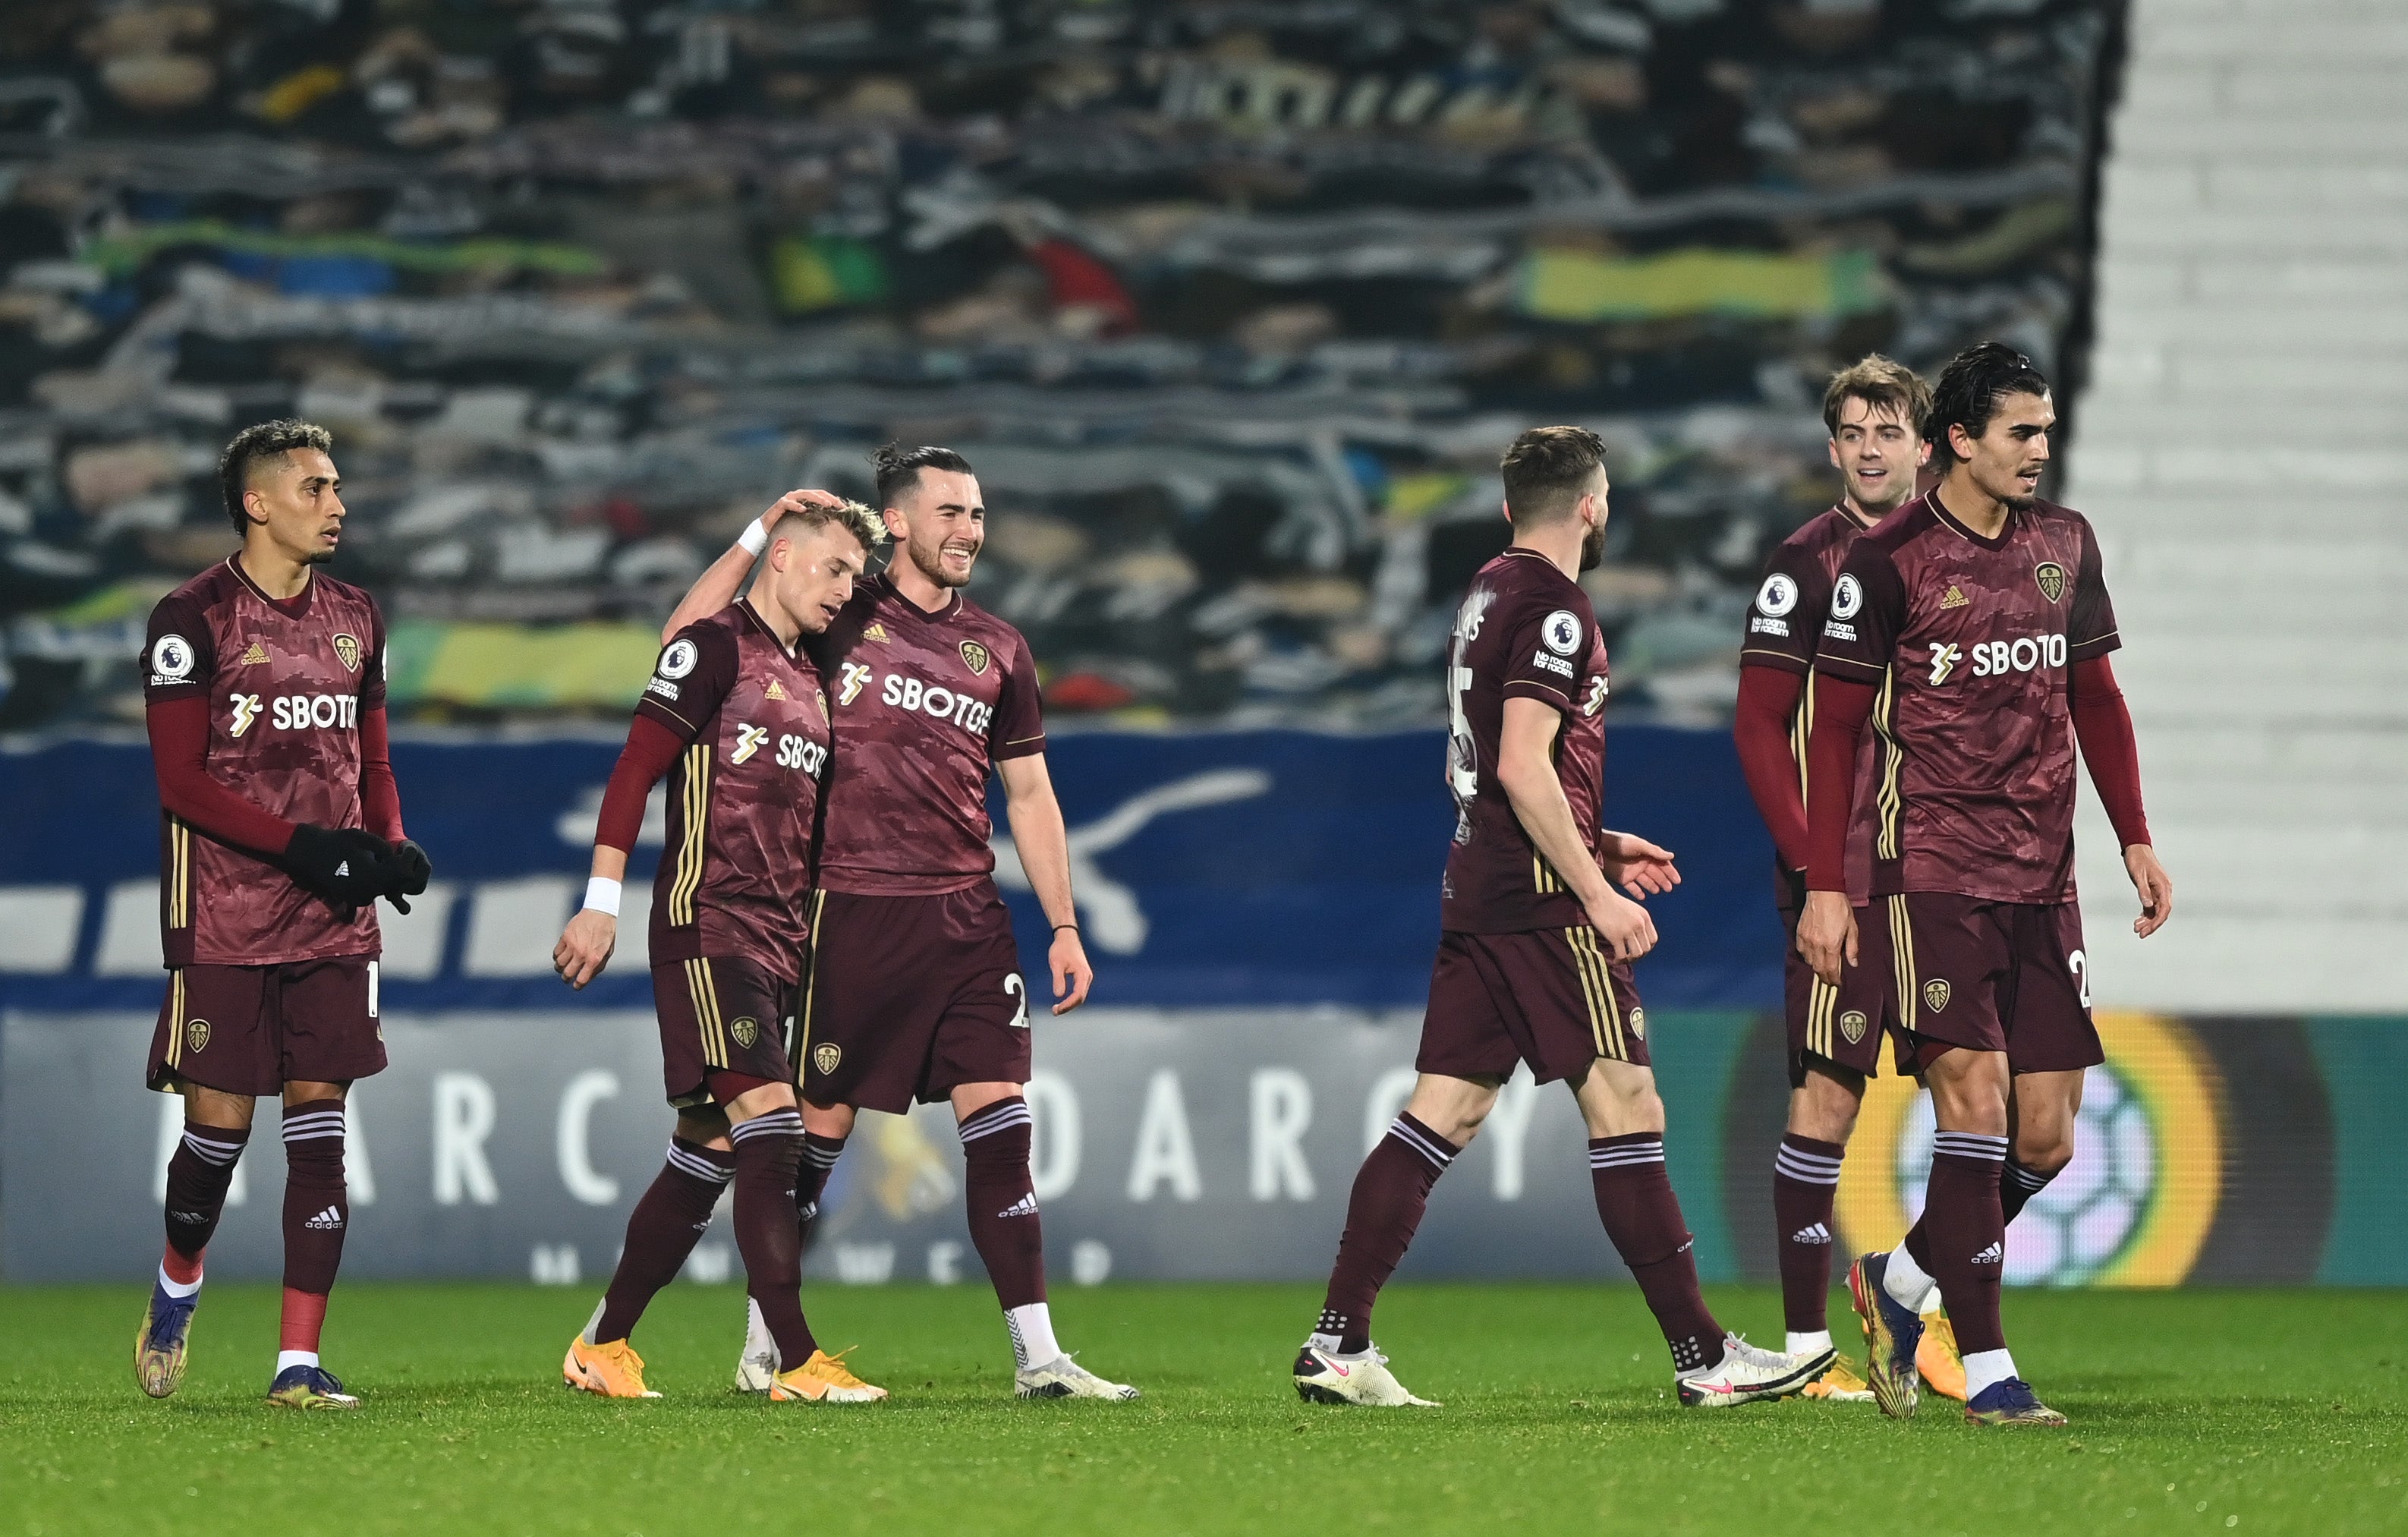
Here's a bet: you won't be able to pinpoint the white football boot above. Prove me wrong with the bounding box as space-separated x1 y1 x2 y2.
1015 1354 1141 1400
734 1296 777 1393
1676 1333 1830 1408
1292 1343 1440 1407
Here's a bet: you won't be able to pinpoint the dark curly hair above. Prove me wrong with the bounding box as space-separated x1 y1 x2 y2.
218 418 333 534
1927 343 2049 462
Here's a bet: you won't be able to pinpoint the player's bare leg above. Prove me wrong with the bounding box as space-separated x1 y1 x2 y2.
1570 1060 1825 1406
263 1079 363 1409
944 1079 1136 1401
1296 1072 1493 1407
568 1108 735 1400
1774 1064 1872 1401
139 1085 254 1398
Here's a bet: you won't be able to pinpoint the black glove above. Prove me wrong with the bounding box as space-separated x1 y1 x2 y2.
285 824 396 909
386 838 433 914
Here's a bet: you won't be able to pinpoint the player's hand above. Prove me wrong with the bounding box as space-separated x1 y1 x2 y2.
1047 926 1094 1016
285 824 397 909
383 838 433 915
1597 832 1679 899
1583 889 1657 962
2124 843 2173 937
553 909 616 990
756 488 846 542
1796 889 1859 987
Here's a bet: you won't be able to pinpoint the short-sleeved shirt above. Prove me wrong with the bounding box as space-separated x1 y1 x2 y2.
141 557 388 968
807 573 1047 897
1739 503 1884 909
1440 549 1613 935
1812 492 2120 905
637 601 832 983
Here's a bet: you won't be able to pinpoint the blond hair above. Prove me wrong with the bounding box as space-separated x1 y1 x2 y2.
772 499 886 555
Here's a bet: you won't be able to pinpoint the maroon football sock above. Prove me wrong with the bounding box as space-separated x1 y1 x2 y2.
593 1137 735 1344
1923 1132 2009 1355
279 1099 348 1298
796 1131 845 1248
1772 1132 1844 1335
2000 1154 2055 1226
1589 1134 1722 1374
958 1098 1045 1310
729 1109 817 1368
163 1120 248 1275
1318 1113 1458 1353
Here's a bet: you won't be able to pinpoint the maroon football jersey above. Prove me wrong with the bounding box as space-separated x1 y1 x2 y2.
1440 549 1612 935
808 574 1046 897
637 601 832 982
1814 492 2119 904
1739 504 1883 907
141 557 388 967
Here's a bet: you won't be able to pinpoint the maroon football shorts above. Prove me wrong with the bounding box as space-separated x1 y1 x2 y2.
1877 893 2101 1075
796 885 1031 1114
1779 897 1894 1086
653 955 798 1110
146 957 384 1097
1416 927 1649 1085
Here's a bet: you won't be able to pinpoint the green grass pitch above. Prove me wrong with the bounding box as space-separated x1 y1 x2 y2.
4 1282 2403 1535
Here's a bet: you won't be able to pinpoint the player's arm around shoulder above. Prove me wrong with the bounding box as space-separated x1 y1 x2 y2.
1494 695 1657 962
996 751 1092 1015
659 490 850 643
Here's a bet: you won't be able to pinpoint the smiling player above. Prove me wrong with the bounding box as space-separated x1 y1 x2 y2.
665 445 1135 1400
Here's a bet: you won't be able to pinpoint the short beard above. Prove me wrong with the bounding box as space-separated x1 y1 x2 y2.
1579 522 1607 572
302 546 337 565
908 539 972 590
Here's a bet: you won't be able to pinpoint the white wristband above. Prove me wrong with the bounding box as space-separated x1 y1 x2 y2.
582 877 622 917
737 521 769 556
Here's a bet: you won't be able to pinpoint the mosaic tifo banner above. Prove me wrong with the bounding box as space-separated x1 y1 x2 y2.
5 1009 2400 1286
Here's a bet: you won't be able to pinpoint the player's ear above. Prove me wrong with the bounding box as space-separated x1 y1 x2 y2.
1916 439 1932 467
881 506 908 540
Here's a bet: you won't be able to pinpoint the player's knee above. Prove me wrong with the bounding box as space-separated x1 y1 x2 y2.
2015 1130 2075 1176
801 1099 856 1141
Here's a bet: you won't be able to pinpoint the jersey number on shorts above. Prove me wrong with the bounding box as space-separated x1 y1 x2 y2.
1006 972 1031 1029
2068 947 2092 1011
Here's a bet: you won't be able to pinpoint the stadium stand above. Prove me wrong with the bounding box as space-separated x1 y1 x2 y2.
2067 0 2408 1009
1 0 2126 731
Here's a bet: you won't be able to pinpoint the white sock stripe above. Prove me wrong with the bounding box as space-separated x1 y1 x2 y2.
1774 1142 1843 1172
180 1132 244 1164
665 1144 735 1184
1931 1132 2009 1161
1773 1151 1843 1186
2004 1163 2052 1189
801 1143 845 1169
958 1104 1034 1144
1588 1146 1667 1169
1385 1118 1455 1167
281 1110 347 1129
281 1123 347 1143
729 1110 804 1142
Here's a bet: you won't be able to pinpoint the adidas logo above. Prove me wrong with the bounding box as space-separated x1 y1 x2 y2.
170 1209 210 1224
238 641 269 666
864 622 889 642
1791 1223 1833 1246
996 1192 1039 1219
1940 584 1969 609
1972 1240 2003 1265
304 1205 344 1230
798 1202 818 1223
333 860 349 877
764 680 786 701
